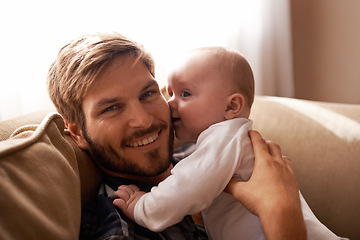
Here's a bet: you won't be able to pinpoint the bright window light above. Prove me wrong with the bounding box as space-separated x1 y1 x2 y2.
0 0 263 120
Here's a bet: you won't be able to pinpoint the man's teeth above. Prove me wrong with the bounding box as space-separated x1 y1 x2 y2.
127 133 159 147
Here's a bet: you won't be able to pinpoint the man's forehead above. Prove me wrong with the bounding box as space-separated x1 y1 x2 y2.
84 57 157 104
95 56 152 85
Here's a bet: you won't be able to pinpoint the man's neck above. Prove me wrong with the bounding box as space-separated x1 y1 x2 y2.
101 164 173 185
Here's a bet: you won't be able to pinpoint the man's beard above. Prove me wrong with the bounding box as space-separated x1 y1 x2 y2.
82 122 174 177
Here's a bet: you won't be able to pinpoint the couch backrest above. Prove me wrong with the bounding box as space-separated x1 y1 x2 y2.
250 96 360 239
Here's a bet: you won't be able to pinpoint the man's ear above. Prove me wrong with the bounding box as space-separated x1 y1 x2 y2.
66 121 89 150
224 93 246 120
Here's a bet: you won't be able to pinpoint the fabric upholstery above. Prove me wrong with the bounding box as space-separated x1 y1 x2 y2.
0 113 100 239
0 96 359 239
250 96 360 239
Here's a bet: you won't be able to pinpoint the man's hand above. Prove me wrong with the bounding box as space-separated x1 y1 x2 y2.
225 130 307 240
113 184 145 222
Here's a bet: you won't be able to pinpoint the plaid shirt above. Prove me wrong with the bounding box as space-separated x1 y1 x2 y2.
80 146 208 240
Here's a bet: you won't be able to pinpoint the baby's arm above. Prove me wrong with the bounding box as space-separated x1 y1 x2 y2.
113 184 145 222
113 124 251 232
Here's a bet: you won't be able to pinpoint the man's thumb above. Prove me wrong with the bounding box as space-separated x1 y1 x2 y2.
224 178 246 201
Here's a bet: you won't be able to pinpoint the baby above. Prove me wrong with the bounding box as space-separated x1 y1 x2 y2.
113 47 343 240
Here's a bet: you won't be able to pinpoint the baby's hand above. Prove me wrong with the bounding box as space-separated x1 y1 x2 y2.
113 184 145 222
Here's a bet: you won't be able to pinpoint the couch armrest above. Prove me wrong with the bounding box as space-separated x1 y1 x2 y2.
0 112 101 239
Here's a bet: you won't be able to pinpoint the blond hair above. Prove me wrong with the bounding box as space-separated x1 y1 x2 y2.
47 32 155 127
193 47 255 108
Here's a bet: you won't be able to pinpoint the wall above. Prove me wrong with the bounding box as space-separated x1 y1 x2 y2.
291 0 360 104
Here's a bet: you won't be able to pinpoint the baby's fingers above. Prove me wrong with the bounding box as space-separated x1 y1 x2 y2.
118 184 140 192
128 184 140 192
113 198 127 210
114 189 130 202
118 184 139 195
114 184 139 201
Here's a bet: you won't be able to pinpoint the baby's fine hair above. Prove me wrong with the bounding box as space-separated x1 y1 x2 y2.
193 47 255 108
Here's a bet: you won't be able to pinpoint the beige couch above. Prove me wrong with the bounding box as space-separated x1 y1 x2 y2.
0 96 359 239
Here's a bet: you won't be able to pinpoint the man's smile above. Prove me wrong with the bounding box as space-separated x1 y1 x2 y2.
126 131 160 148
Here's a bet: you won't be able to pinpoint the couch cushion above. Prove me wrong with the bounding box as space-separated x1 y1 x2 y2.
0 109 55 141
250 96 360 239
0 113 82 239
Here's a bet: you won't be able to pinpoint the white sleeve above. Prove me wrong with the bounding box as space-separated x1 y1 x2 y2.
134 120 251 232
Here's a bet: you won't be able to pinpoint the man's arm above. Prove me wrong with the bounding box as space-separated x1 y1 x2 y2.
225 130 307 240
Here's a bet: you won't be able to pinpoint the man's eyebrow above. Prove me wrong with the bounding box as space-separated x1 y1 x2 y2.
94 80 158 108
95 97 122 108
141 79 159 92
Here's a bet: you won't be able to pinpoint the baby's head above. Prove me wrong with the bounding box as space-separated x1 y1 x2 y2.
167 47 255 142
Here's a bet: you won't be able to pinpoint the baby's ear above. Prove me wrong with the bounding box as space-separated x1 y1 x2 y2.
224 93 246 120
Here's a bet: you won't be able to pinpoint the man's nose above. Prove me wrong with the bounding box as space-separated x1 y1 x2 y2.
126 102 153 128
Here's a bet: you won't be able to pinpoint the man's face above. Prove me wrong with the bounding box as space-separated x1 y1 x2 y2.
80 56 173 177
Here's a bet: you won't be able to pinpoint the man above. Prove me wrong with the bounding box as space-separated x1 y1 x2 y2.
47 32 306 239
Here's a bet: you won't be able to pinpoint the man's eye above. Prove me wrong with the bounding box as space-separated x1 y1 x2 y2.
103 105 117 113
143 91 153 98
181 91 191 97
140 90 158 100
